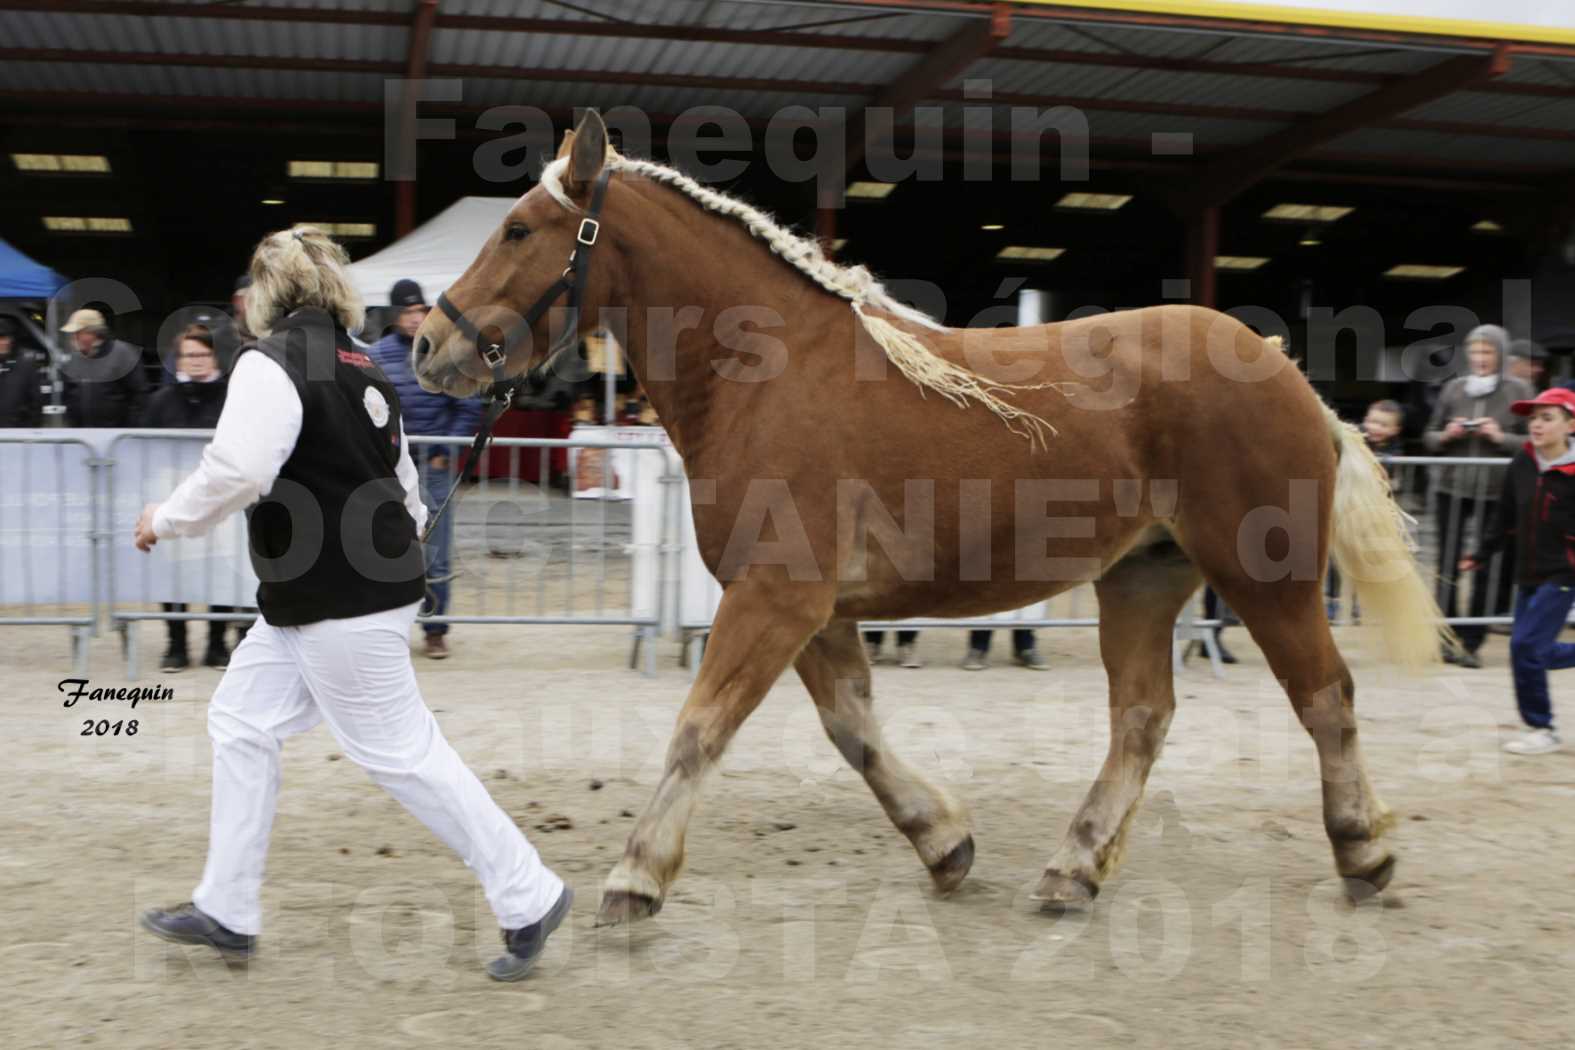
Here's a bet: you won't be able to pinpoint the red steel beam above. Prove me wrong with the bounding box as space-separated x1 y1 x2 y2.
395 0 441 237
1187 47 1515 208
845 6 1013 172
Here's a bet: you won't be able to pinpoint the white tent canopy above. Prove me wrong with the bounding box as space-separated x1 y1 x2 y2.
348 196 514 307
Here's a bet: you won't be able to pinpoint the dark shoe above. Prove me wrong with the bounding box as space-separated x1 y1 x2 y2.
204 641 230 670
1014 648 1049 671
896 643 923 669
160 648 189 673
487 885 573 982
961 648 988 671
424 634 450 660
1457 650 1482 669
1214 635 1238 665
139 902 255 958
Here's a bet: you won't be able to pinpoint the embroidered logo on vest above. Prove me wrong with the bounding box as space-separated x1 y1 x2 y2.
363 386 390 428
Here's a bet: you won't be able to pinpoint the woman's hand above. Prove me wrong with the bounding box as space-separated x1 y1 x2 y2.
1442 419 1468 442
1476 418 1503 444
1458 556 1480 573
134 502 160 552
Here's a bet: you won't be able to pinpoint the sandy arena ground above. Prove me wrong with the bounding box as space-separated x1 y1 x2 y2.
3 614 1573 1050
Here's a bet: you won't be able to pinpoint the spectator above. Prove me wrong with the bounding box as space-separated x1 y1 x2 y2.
60 307 147 427
211 274 255 371
1506 339 1549 393
0 316 43 427
369 278 481 660
865 629 920 668
143 324 242 671
231 274 253 338
962 628 1048 671
1423 324 1531 668
1362 398 1406 459
1460 386 1575 755
1183 588 1237 665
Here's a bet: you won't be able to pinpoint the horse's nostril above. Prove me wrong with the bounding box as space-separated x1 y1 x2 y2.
412 336 431 367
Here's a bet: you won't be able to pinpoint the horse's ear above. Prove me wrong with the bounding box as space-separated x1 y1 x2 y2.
566 109 608 199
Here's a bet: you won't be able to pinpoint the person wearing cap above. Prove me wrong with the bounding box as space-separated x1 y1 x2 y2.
1506 338 1549 392
1423 324 1532 667
369 278 482 661
59 307 148 427
0 316 44 427
1459 386 1575 754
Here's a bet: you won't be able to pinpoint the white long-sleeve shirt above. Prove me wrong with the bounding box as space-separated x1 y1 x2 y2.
151 350 428 539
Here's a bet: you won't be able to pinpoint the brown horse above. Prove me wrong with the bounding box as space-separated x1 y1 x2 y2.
413 110 1443 926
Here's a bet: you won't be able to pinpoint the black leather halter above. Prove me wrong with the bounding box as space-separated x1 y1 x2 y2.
419 166 612 545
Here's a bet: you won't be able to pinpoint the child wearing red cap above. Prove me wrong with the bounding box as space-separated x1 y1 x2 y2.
1461 387 1575 754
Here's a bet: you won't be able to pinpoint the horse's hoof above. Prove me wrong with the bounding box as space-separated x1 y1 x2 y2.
1342 854 1396 903
928 835 975 895
595 890 663 927
1030 870 1098 908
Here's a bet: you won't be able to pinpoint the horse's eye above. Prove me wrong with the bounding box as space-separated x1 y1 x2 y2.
505 223 530 242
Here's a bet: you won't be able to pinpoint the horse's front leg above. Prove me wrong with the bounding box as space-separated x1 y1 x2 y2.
597 578 834 925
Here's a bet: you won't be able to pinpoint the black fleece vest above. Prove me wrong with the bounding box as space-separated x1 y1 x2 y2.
242 309 426 626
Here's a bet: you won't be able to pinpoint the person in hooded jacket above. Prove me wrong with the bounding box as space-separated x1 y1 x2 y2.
143 324 244 670
1423 324 1532 666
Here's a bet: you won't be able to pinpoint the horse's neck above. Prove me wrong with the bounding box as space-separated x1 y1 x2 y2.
614 197 842 462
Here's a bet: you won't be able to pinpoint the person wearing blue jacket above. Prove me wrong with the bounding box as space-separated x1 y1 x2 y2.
369 279 482 659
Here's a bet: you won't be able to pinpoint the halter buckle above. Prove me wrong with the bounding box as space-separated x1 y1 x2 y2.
480 343 506 369
576 218 600 246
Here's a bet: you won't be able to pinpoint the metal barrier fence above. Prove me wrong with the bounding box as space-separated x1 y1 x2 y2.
402 433 681 675
0 436 1539 679
0 432 102 674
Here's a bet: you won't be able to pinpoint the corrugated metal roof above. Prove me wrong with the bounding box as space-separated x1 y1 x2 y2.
968 60 1147 99
432 29 909 85
1085 68 1368 112
0 60 385 103
1325 127 1575 168
0 0 1570 177
1501 57 1575 86
912 102 1284 149
1404 89 1575 125
1202 37 1471 72
0 11 407 62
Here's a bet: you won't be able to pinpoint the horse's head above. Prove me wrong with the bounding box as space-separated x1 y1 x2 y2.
412 109 615 398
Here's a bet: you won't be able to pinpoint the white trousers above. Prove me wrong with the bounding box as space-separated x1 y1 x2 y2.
191 601 562 936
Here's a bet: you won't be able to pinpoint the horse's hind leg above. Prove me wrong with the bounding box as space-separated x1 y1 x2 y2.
597 579 833 925
1201 566 1396 898
1035 541 1201 904
794 620 975 892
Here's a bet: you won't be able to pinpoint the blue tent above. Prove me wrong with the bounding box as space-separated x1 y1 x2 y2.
0 238 66 299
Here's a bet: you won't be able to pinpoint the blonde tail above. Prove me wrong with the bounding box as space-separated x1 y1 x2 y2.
1323 403 1453 671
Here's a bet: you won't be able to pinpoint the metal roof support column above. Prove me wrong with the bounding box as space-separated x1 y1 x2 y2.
1183 205 1220 311
395 0 441 239
816 207 838 256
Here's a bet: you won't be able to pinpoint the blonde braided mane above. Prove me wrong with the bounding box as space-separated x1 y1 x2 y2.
539 155 1058 446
